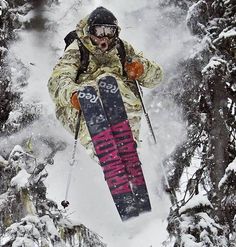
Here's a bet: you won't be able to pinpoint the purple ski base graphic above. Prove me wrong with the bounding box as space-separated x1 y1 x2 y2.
111 120 147 188
112 119 152 212
92 127 132 195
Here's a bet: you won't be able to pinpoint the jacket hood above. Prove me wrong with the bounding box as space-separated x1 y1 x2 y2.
75 15 121 55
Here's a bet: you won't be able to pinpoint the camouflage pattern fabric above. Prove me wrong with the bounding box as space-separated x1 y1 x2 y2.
48 16 163 159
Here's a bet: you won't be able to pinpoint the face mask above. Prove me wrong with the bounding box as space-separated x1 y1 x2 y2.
90 35 112 52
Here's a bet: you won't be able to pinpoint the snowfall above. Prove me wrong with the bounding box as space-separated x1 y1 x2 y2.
4 0 197 246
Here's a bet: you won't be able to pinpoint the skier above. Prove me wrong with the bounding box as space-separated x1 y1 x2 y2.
48 7 163 220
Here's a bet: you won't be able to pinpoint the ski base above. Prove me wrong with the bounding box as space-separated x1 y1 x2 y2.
78 77 152 221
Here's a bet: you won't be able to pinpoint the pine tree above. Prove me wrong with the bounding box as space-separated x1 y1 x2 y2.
0 1 106 246
164 0 236 246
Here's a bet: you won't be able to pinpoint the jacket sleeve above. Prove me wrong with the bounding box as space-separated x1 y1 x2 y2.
48 40 81 107
123 40 163 88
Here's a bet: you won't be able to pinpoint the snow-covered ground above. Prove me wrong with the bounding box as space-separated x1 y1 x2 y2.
7 0 196 246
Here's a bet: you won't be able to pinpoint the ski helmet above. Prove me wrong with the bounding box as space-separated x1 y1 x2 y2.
88 7 118 36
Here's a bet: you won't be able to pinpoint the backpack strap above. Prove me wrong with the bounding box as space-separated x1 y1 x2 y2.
76 39 89 82
64 30 78 50
116 38 127 77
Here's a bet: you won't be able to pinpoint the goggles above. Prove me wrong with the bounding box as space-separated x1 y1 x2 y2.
90 24 117 38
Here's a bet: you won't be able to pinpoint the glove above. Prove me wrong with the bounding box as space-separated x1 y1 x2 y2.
71 92 81 111
125 59 144 80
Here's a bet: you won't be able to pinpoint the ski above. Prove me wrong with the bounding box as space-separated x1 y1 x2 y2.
98 76 151 213
78 86 139 220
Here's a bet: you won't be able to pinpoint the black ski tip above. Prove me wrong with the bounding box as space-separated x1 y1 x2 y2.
61 200 70 208
120 205 140 222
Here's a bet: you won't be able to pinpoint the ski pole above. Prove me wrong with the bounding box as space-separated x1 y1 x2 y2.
61 110 82 209
134 80 157 144
135 80 173 192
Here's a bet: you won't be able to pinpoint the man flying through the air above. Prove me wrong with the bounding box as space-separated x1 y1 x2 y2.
48 7 163 220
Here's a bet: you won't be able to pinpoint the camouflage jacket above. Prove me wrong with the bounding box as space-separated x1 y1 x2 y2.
48 16 163 156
